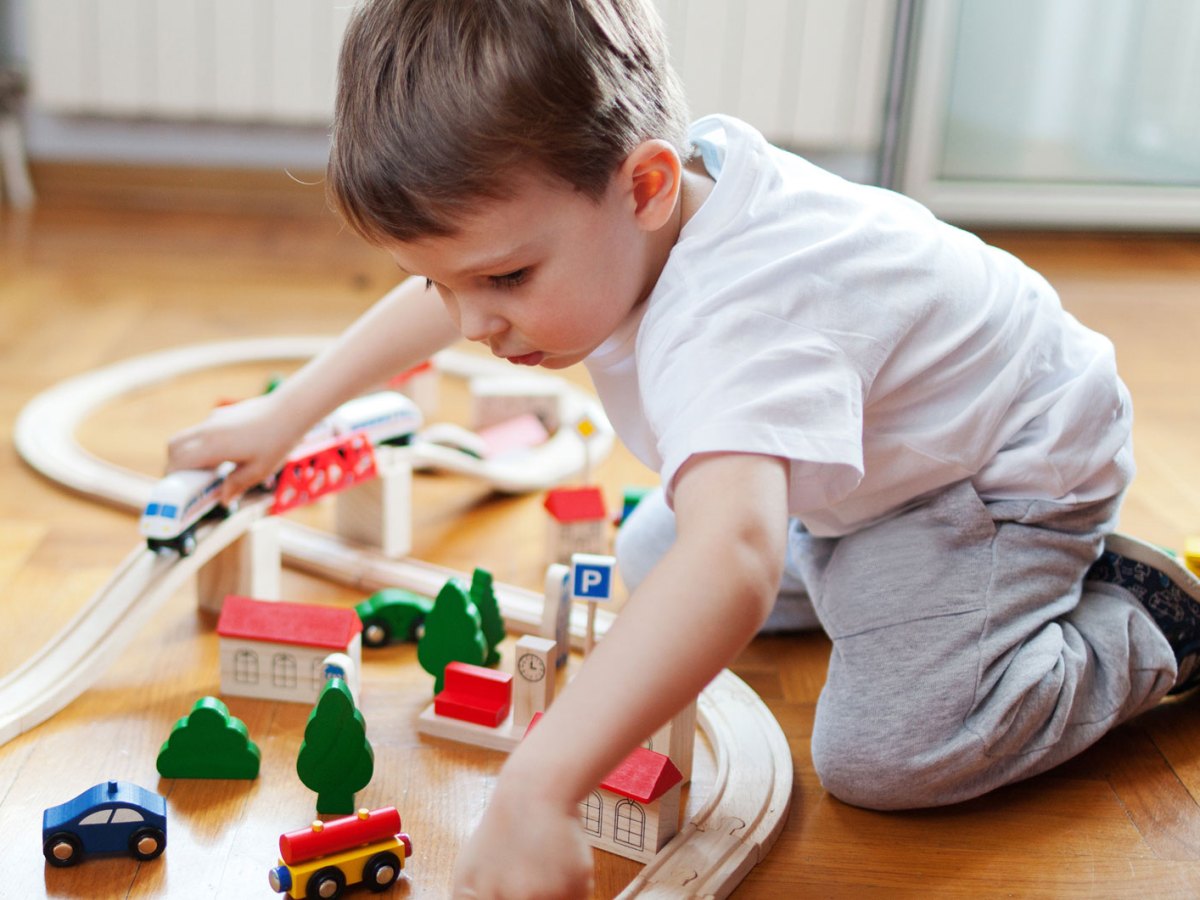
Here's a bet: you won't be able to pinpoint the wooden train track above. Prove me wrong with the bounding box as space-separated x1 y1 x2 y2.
12 338 792 898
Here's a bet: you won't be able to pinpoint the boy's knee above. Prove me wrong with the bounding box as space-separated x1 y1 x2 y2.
810 715 966 811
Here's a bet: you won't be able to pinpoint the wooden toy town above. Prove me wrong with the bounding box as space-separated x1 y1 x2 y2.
8 338 792 898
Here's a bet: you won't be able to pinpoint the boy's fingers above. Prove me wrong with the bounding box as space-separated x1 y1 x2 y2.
167 433 217 473
223 466 264 504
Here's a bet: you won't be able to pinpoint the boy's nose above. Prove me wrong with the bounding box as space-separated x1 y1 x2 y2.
458 302 508 343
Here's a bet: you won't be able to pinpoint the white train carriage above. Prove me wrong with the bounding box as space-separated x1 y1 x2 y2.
326 390 423 446
296 390 423 451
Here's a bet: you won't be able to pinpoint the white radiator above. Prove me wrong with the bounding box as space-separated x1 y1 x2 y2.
656 0 896 150
29 0 353 124
29 0 894 150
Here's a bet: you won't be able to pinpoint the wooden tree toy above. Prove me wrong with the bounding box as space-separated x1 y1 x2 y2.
470 567 506 667
417 578 487 693
157 696 261 779
296 677 374 815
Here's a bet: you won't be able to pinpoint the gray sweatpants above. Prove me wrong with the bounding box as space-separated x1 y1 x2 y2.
615 479 1176 810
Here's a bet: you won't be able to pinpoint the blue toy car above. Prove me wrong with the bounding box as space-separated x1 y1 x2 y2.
42 780 167 868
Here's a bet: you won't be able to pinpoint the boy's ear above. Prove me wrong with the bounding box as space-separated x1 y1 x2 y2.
622 140 682 231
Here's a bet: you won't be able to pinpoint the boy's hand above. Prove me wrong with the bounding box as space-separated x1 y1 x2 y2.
166 391 304 503
452 768 593 900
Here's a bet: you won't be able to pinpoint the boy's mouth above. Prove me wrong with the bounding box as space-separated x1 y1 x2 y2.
505 352 544 366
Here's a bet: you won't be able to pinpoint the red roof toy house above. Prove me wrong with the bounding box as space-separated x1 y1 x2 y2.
584 746 684 863
217 595 363 704
523 713 683 863
543 486 608 566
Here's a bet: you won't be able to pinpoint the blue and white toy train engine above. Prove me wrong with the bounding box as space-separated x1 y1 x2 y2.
139 391 422 556
139 462 236 557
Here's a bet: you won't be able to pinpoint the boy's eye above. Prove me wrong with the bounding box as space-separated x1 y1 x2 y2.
424 278 435 291
489 268 528 289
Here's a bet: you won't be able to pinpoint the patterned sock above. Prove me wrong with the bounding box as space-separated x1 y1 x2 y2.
1086 533 1200 694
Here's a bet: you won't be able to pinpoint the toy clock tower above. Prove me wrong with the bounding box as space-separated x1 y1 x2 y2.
513 635 557 728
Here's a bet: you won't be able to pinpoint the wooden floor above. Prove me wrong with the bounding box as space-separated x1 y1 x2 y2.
3 177 1200 898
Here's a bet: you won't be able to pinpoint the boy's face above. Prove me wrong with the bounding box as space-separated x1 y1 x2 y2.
385 170 662 370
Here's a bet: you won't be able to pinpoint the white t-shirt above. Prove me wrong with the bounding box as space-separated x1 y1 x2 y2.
584 116 1133 537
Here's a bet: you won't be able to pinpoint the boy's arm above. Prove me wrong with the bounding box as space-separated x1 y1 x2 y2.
168 277 458 498
453 451 789 899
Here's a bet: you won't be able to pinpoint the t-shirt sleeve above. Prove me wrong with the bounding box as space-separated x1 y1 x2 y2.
644 308 866 512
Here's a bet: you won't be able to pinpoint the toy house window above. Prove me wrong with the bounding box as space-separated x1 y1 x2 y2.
234 650 259 684
614 800 646 851
311 658 327 691
579 791 603 836
272 653 298 688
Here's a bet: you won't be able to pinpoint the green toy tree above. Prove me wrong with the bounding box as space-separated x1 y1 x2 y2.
470 567 506 667
296 677 374 815
417 578 487 693
157 696 261 779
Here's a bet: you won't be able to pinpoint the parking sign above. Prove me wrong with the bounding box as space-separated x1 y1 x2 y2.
569 553 615 602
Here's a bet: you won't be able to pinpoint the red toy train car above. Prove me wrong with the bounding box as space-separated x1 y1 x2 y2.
268 806 412 899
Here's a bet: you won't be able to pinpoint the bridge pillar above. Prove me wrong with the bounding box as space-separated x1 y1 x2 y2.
335 446 413 558
196 516 282 613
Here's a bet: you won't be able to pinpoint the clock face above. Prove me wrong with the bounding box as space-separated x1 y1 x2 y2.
517 653 546 682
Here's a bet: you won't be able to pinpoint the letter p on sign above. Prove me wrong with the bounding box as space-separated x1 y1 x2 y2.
569 553 615 602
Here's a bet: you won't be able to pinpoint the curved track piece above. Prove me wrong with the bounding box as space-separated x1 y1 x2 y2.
621 670 793 898
14 337 613 503
12 339 793 898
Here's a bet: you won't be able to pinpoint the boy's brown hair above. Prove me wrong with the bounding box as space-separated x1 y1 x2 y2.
327 0 690 244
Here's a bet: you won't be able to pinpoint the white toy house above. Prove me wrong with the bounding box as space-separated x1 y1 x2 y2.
216 595 363 704
581 745 684 863
543 486 608 566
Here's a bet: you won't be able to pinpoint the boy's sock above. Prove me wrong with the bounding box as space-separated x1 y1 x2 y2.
1086 533 1200 694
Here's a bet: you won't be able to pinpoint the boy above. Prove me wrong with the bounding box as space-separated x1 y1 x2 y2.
167 0 1200 896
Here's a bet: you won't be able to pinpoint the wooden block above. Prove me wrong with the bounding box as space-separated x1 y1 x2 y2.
196 516 281 613
513 635 557 728
334 447 412 558
478 412 550 458
540 563 571 668
645 697 697 784
469 374 564 433
416 701 523 753
434 662 513 727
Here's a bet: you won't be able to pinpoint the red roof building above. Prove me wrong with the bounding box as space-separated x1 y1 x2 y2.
544 486 610 566
217 595 363 705
524 712 683 862
217 595 362 650
543 486 607 523
599 746 683 804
